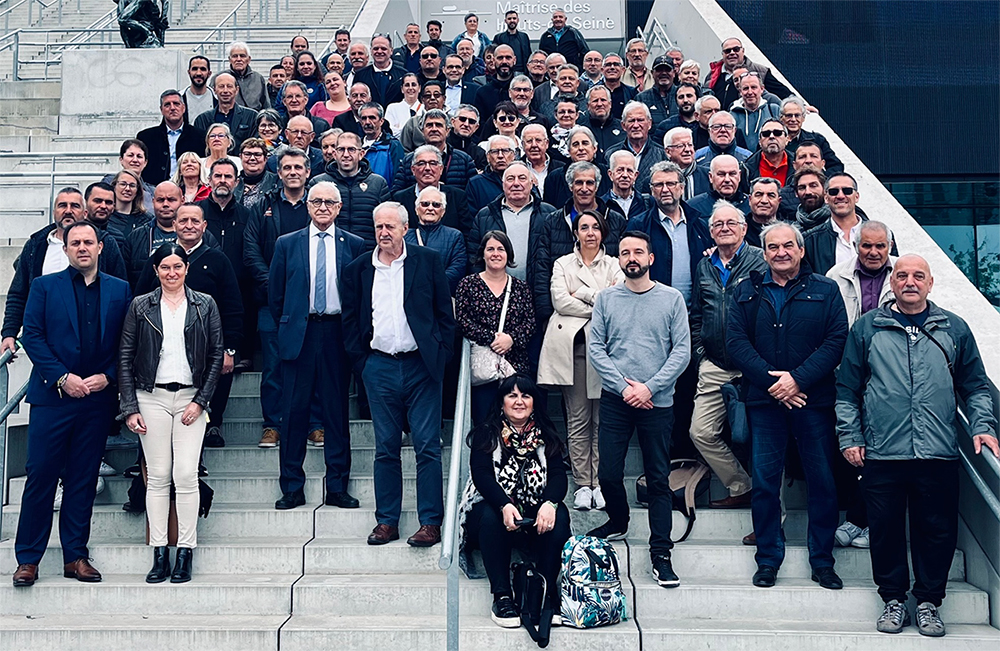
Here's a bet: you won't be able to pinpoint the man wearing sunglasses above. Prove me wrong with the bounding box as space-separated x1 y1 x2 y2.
804 172 882 276
448 104 488 171
416 46 445 87
706 37 790 111
745 120 791 186
394 107 478 191
391 144 474 237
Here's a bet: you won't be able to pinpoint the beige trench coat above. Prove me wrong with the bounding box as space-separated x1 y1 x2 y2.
537 246 624 397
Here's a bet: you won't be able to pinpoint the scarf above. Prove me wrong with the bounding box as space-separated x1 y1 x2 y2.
796 203 831 231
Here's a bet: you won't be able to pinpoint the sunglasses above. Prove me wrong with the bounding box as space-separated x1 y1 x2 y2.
759 129 785 138
496 115 518 123
455 115 478 124
418 200 443 208
421 53 439 59
723 46 742 54
827 187 856 196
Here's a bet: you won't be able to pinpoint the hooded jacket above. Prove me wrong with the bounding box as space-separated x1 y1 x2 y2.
729 98 782 151
836 302 996 460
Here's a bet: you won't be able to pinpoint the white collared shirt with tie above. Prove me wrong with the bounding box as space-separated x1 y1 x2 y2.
370 242 418 354
309 223 340 314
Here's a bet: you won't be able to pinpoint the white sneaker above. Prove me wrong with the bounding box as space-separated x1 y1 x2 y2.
592 486 606 510
850 527 870 549
98 460 117 476
573 486 593 511
96 476 105 495
53 482 63 511
835 521 863 547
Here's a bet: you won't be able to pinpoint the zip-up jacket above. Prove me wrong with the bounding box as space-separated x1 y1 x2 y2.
310 158 391 250
836 302 996 459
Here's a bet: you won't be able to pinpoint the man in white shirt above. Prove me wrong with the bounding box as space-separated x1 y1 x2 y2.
269 182 366 511
343 201 456 548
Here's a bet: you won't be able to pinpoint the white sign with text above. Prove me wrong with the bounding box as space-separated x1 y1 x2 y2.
421 1 625 41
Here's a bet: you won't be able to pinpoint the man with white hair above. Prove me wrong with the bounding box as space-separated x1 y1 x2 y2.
601 150 652 221
605 101 667 193
223 41 270 110
663 126 710 200
687 154 750 223
780 96 844 173
343 201 456 547
695 110 752 167
269 181 366 511
466 134 518 213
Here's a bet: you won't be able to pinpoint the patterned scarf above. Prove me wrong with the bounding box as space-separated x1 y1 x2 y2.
496 418 548 511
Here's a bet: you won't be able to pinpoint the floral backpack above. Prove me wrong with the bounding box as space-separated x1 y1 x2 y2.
559 535 628 628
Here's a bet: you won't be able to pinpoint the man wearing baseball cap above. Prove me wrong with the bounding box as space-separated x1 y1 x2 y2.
636 56 679 125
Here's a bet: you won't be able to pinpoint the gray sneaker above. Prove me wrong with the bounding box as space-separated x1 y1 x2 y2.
834 521 863 547
850 527 870 549
915 602 946 637
876 599 909 634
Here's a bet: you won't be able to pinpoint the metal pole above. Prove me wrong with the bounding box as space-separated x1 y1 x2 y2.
0 352 9 531
12 30 18 80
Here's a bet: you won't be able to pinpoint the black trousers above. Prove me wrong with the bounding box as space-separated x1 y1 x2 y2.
466 500 571 598
278 317 351 495
598 390 674 559
863 459 959 606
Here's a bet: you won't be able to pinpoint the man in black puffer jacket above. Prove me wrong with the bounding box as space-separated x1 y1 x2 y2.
309 132 390 251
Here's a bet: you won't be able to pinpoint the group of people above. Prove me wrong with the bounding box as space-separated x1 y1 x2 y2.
5 15 997 637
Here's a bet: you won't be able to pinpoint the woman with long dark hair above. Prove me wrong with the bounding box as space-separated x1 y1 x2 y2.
118 243 224 584
458 375 570 628
291 50 328 111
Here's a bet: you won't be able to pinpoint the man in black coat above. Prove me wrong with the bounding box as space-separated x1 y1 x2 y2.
193 73 258 151
538 9 588 69
352 35 408 108
492 10 531 73
136 90 205 186
342 201 456 547
391 144 473 237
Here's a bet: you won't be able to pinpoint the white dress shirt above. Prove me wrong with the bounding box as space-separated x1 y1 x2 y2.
42 229 69 276
370 243 418 354
309 223 340 314
832 216 862 266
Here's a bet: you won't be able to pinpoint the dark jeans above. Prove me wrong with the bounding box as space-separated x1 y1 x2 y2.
749 404 838 570
598 390 674 558
863 459 959 606
466 500 571 598
363 353 444 527
471 380 500 427
16 398 113 565
279 317 351 495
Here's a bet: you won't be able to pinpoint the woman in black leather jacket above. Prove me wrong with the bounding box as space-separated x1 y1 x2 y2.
118 243 224 585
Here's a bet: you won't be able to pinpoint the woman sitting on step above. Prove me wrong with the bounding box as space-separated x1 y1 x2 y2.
458 375 571 628
118 243 224 584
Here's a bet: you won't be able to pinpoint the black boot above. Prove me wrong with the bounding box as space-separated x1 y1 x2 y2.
145 546 171 583
170 548 193 583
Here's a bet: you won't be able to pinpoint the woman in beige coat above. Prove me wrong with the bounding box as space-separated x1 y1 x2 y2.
537 210 624 511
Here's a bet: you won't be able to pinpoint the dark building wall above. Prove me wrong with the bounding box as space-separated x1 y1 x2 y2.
717 0 999 178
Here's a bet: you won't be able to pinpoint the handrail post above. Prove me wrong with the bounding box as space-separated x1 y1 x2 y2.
0 353 9 527
12 30 18 80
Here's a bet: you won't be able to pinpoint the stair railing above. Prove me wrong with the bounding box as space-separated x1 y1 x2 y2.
0 345 29 539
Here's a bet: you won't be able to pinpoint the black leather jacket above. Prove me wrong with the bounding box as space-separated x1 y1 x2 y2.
118 286 224 416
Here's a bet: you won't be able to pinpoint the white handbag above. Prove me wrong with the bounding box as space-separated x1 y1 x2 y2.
469 275 516 386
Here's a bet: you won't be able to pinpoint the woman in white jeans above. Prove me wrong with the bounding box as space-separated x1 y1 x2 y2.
119 243 224 584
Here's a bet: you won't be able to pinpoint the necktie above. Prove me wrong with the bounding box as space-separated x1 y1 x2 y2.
315 232 328 313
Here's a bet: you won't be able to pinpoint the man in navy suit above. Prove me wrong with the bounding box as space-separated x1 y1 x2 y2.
269 182 366 510
343 201 456 547
12 221 131 587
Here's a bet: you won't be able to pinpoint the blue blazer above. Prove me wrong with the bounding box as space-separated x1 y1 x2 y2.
22 269 131 406
269 225 366 361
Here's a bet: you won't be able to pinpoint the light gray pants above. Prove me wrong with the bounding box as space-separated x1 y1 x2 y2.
562 342 600 488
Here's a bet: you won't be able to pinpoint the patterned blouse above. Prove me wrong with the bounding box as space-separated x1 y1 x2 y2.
455 273 536 375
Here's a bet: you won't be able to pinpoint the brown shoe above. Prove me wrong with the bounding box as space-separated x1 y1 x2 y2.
407 524 441 547
258 428 279 448
63 558 102 582
367 523 400 545
307 428 325 447
742 531 756 546
710 492 753 509
13 564 38 587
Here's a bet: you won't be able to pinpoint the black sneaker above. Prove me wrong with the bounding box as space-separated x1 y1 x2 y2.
651 555 680 588
587 520 628 541
491 595 520 628
204 426 225 448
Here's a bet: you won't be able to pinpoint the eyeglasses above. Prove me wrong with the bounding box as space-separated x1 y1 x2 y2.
495 115 518 123
665 142 694 150
709 124 735 132
455 115 478 124
116 181 137 190
287 128 313 136
335 146 361 154
488 148 515 156
421 53 439 59
759 129 785 138
418 200 443 208
603 61 622 67
422 92 443 99
208 133 229 140
308 198 341 208
241 151 265 159
413 160 442 168
510 86 533 94
827 187 856 196
710 220 743 230
650 180 683 190
723 46 742 54
739 71 761 80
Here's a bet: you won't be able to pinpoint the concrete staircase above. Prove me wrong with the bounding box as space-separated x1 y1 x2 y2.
1 371 998 649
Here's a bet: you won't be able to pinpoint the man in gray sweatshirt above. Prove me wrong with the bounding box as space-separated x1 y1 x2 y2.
587 230 691 588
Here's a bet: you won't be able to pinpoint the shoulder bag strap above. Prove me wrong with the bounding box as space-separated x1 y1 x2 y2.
910 320 955 377
497 275 512 334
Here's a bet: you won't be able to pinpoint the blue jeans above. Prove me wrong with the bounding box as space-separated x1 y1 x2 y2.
363 353 443 527
749 404 838 570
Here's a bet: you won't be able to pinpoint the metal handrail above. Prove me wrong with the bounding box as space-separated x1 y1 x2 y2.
0 151 117 158
439 339 471 651
318 0 365 60
0 344 29 538
961 447 1000 519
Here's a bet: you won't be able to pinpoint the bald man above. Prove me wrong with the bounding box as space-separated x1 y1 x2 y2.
836 254 997 636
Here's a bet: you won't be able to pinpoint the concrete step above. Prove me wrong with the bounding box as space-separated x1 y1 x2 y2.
280 614 641 650
2 502 315 541
638 618 1000 650
0 537 309 575
0 81 60 100
629 574 990 625
0 614 286 651
0 573 297 615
